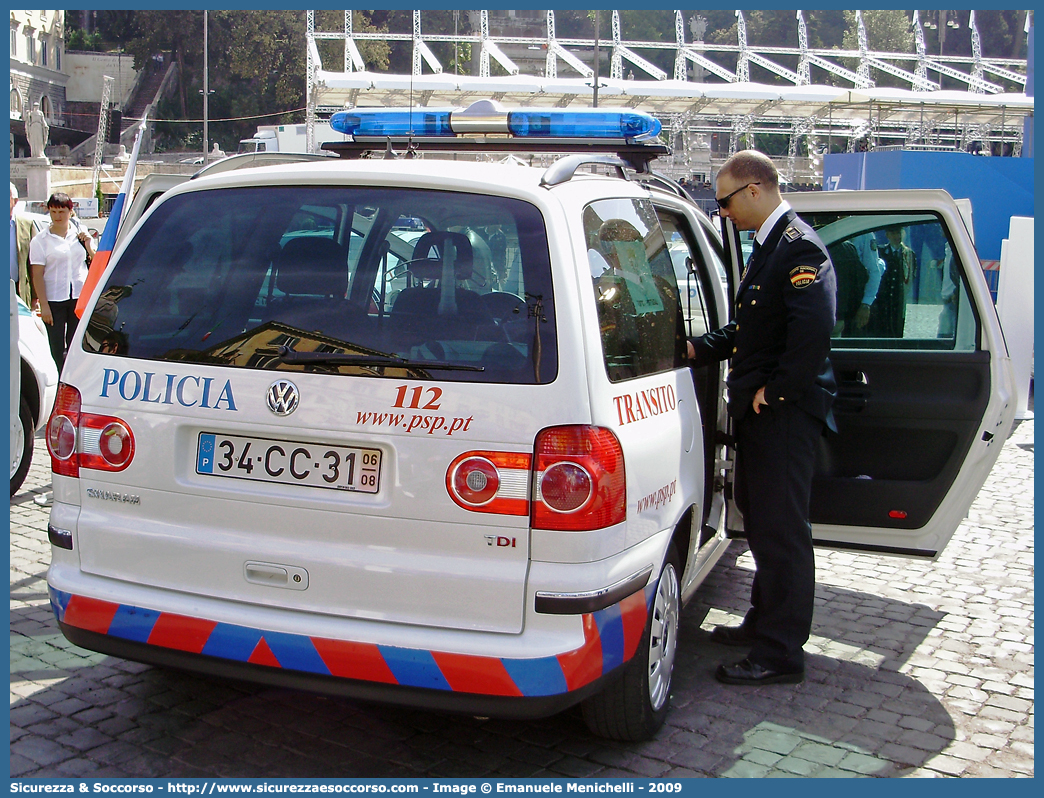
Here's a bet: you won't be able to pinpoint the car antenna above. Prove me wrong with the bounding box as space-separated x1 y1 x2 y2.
406 64 416 159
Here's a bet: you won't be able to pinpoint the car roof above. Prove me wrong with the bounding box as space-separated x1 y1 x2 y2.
159 156 688 214
182 157 549 191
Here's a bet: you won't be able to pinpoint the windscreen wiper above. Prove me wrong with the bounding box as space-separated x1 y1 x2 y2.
277 346 484 372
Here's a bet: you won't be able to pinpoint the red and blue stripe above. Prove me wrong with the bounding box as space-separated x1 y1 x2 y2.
49 585 652 697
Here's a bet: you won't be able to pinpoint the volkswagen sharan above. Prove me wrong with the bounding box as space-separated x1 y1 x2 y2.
45 102 1015 739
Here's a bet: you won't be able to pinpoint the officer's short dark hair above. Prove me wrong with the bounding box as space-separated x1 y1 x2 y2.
719 150 778 190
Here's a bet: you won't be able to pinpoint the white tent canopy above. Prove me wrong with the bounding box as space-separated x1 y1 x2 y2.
315 71 1033 129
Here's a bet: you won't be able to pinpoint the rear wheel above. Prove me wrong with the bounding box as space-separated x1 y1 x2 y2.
11 397 33 496
582 547 681 740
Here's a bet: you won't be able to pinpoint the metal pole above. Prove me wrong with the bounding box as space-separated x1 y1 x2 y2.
203 10 209 165
1001 105 1006 155
868 99 872 149
592 10 600 108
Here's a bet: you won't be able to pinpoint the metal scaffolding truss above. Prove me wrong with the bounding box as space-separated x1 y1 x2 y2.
91 76 114 195
305 9 1032 176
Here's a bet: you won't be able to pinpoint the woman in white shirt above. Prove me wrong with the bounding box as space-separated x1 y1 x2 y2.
29 192 94 371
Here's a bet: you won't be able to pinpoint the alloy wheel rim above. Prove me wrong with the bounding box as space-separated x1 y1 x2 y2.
11 424 25 479
647 562 680 711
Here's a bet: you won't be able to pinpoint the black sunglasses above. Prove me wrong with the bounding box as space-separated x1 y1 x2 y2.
715 182 760 210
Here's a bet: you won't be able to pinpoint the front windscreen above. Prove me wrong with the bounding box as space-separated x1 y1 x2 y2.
84 185 557 384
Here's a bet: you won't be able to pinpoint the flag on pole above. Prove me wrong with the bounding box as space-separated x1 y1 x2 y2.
75 114 148 318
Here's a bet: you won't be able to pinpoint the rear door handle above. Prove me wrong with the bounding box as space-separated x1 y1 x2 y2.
839 370 868 388
836 370 868 411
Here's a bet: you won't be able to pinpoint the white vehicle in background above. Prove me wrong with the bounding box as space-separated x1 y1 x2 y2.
237 122 344 154
10 282 59 495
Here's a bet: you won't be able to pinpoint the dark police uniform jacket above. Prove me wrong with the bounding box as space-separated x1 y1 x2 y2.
690 208 837 431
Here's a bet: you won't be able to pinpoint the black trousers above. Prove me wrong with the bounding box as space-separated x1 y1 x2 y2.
46 298 79 373
733 402 824 670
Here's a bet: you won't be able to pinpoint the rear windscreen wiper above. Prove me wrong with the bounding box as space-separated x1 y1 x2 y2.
277 346 484 372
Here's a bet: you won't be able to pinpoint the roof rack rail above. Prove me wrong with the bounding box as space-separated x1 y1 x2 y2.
190 151 336 179
322 138 669 174
540 155 631 187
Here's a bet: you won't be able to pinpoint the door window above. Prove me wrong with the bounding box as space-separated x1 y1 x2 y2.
657 211 718 339
583 199 686 382
800 211 978 352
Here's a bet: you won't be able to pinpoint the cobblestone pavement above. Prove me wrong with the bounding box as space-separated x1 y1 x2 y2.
11 414 1033 779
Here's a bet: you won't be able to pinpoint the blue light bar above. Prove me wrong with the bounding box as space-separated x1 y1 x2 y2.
331 109 455 137
507 109 661 141
330 102 663 143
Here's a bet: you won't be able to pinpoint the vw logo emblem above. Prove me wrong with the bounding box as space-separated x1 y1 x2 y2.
267 379 300 416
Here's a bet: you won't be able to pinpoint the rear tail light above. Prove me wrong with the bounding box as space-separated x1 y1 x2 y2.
446 427 626 529
48 383 81 477
532 426 625 531
446 451 531 515
47 382 136 477
539 462 592 512
79 417 135 471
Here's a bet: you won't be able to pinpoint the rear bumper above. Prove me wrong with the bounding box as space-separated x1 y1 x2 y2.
57 621 617 719
48 581 653 718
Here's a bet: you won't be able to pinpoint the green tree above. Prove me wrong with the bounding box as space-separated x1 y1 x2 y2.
554 10 594 39
364 10 469 75
975 11 1024 59
916 10 1028 90
842 10 913 54
65 28 103 52
840 10 915 89
803 10 847 50
701 11 796 84
312 10 390 73
95 10 137 50
215 10 305 117
123 11 203 119
115 11 391 151
615 10 682 75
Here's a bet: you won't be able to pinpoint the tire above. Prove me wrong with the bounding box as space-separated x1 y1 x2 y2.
11 397 33 496
582 546 682 741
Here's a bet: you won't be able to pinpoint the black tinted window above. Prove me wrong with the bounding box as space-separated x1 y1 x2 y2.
84 186 557 384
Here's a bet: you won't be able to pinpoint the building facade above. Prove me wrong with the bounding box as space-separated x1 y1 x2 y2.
10 9 69 157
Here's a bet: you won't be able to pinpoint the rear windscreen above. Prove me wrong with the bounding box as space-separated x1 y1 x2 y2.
84 186 557 384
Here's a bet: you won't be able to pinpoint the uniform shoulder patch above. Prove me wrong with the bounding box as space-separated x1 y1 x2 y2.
789 265 818 288
783 225 804 242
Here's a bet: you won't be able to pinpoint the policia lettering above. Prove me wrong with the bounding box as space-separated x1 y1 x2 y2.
101 368 237 411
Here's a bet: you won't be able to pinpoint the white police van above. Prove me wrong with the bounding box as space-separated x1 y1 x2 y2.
45 102 1015 740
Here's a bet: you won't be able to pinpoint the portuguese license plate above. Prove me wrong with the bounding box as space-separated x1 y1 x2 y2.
196 432 381 493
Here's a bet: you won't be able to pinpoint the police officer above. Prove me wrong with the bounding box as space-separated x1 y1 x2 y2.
688 150 836 685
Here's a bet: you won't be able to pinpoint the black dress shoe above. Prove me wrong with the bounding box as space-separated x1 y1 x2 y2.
709 624 756 647
715 657 804 685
